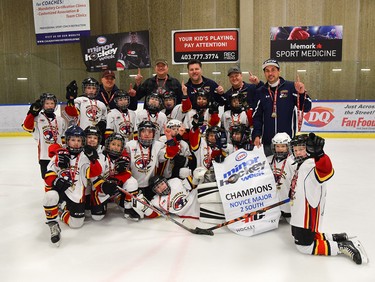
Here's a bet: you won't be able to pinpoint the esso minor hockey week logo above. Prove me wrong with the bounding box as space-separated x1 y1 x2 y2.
304 106 335 128
235 151 247 161
96 36 107 45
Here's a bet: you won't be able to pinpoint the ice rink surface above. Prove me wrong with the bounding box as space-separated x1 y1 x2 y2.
0 136 374 282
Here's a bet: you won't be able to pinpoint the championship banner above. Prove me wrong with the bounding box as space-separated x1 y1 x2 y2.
172 29 239 64
80 31 150 72
32 0 90 45
213 148 280 236
270 25 343 62
301 100 375 132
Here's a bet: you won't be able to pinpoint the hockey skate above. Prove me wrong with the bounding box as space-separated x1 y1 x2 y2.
124 207 140 221
46 221 61 247
338 239 369 264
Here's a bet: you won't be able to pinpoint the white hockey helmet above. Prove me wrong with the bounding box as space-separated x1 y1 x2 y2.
271 132 291 160
166 119 182 129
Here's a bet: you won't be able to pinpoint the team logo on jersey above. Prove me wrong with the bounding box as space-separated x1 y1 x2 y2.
119 122 133 136
85 105 100 122
134 155 152 172
171 192 187 211
42 126 57 143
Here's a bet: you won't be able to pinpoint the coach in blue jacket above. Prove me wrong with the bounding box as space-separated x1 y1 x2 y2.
252 59 312 156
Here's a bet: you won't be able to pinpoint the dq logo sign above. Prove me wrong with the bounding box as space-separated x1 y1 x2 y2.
304 107 335 127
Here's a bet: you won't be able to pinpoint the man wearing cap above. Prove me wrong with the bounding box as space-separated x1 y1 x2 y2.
97 70 138 111
224 65 263 113
252 58 312 156
133 59 183 108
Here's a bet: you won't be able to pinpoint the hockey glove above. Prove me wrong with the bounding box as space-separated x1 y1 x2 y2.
96 120 106 135
216 130 227 149
53 177 72 192
208 101 219 114
66 80 78 100
192 113 204 129
57 148 70 169
101 181 118 196
83 145 99 162
115 156 130 173
306 132 325 159
214 154 225 163
28 99 42 116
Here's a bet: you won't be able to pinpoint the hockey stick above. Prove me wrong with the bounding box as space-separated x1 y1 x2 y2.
203 198 291 232
117 186 214 236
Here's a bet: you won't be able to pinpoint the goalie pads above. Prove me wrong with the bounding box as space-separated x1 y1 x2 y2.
132 193 154 218
197 182 222 203
199 203 225 224
192 166 207 185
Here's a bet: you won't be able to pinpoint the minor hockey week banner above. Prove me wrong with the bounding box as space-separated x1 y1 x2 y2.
213 148 280 236
80 30 150 72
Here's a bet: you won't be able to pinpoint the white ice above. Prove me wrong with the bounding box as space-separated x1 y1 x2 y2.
0 137 374 282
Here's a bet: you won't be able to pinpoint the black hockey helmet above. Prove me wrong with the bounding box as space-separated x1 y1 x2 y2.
205 126 221 147
84 125 102 149
149 175 170 196
114 89 130 111
229 91 243 113
40 92 58 114
82 77 99 98
104 133 125 159
65 125 86 155
163 90 176 110
146 92 162 114
290 134 309 164
138 121 156 147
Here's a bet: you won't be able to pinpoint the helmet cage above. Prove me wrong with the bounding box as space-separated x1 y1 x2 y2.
82 77 99 99
65 125 86 154
114 90 130 111
151 176 171 196
104 133 125 159
138 121 156 147
40 93 57 114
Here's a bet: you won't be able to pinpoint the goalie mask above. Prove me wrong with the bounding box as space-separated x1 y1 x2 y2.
271 132 291 161
40 92 57 114
104 133 125 159
114 89 130 112
82 77 99 99
138 121 156 147
149 175 171 196
146 92 162 114
65 125 85 155
290 134 309 164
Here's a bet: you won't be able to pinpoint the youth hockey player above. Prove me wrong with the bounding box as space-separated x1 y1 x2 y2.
22 93 67 178
65 78 107 135
136 92 168 139
125 121 179 201
267 132 292 222
287 133 368 264
105 89 137 142
42 125 102 246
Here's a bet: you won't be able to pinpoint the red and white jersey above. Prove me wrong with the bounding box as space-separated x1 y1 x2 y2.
150 178 199 218
47 152 92 203
126 140 167 188
158 135 191 179
136 109 167 140
267 155 292 214
288 155 334 232
106 108 137 142
73 97 107 129
183 108 214 135
31 112 66 160
161 104 186 123
221 110 248 142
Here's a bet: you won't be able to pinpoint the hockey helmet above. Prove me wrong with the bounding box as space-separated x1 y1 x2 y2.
146 92 162 114
229 91 243 113
163 91 176 110
271 132 291 161
65 125 86 154
205 126 221 147
138 121 156 147
40 92 58 114
149 175 171 196
84 126 102 149
104 133 125 159
82 77 99 98
114 89 130 111
290 134 309 164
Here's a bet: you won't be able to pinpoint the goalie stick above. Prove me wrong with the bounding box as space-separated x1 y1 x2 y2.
203 198 291 232
117 186 214 236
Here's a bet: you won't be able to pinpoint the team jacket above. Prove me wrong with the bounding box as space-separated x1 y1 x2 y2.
252 77 312 145
288 154 334 232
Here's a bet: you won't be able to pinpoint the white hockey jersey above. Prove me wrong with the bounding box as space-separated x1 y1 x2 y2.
73 97 107 130
150 178 199 218
106 108 137 142
136 109 167 140
221 110 249 142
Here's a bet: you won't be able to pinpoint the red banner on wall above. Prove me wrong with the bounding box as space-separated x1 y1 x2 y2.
172 29 239 64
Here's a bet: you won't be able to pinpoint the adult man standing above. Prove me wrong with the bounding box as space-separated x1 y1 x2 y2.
96 70 138 111
252 59 312 156
133 59 183 107
184 59 225 110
